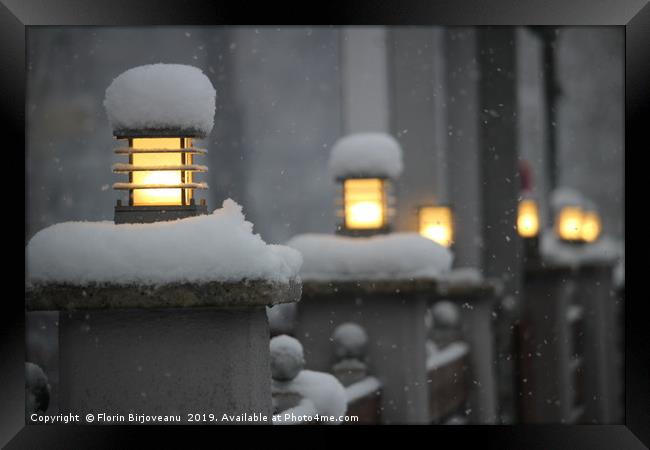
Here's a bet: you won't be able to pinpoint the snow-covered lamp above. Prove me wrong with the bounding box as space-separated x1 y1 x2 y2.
329 133 402 236
104 64 216 224
517 198 540 238
418 205 454 248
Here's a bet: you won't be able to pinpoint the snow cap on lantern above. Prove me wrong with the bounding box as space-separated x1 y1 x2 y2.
550 187 585 213
104 63 216 138
328 132 403 180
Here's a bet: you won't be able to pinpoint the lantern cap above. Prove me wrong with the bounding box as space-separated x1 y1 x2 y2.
550 187 586 212
104 64 216 139
329 133 403 179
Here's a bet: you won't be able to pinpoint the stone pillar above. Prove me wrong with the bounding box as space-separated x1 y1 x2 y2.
521 264 575 423
573 263 621 423
436 281 500 423
294 280 432 424
26 280 300 423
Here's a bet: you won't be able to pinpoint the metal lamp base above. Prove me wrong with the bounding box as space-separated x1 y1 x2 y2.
114 203 207 224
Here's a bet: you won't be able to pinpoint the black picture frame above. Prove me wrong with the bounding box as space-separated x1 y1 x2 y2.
2 0 645 447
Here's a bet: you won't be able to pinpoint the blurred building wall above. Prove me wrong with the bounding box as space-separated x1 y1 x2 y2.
556 27 624 239
388 27 449 234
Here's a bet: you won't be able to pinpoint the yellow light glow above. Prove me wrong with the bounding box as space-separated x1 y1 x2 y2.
419 206 454 247
581 211 602 243
517 199 540 238
344 178 385 229
555 206 583 241
131 138 183 206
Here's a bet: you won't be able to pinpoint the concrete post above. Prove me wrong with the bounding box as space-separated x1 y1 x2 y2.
573 263 621 423
521 264 575 423
436 281 500 423
294 280 432 424
26 280 300 423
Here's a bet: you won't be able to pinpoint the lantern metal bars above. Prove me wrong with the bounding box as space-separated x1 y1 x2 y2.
418 205 454 248
336 176 395 236
113 135 208 224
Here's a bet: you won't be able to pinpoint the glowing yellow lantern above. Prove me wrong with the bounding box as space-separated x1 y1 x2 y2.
105 63 215 224
339 177 391 232
517 199 540 238
113 136 207 205
555 206 584 242
330 133 402 235
580 210 602 243
418 206 454 248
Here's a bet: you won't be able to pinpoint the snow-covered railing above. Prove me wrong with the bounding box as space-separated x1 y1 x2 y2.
329 323 383 424
270 335 347 425
344 376 382 424
426 341 469 423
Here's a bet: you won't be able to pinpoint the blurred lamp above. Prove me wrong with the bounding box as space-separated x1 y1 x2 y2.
340 177 391 232
517 198 540 238
418 206 454 248
113 137 207 207
555 206 583 242
580 210 602 243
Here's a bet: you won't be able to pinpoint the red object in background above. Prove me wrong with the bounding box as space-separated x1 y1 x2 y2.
519 161 533 193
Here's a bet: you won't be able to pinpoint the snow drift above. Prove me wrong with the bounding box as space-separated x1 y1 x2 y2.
26 199 302 286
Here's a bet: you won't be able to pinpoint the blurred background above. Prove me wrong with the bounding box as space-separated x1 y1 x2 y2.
25 26 624 424
26 26 623 245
